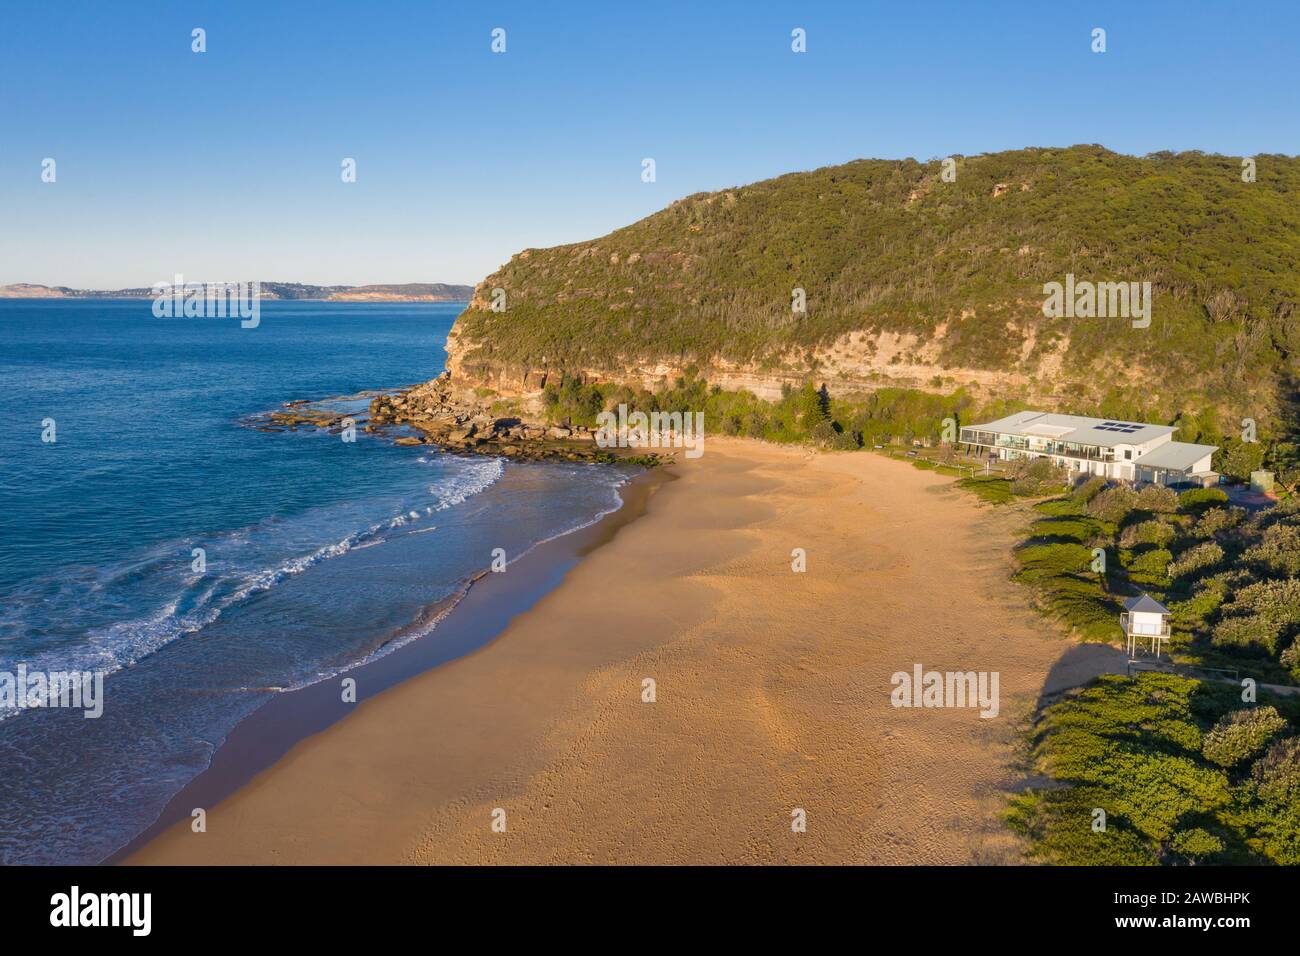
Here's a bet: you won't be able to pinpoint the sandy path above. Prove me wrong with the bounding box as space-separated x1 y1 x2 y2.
130 439 1085 865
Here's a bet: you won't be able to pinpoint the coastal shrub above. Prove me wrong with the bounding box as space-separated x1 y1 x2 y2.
1281 641 1300 682
1170 585 1226 637
1253 803 1300 864
1179 487 1230 513
1088 486 1140 525
1125 548 1172 587
1006 787 1155 866
1120 519 1176 549
1212 616 1283 654
1200 707 1287 768
1242 523 1300 577
1250 737 1300 864
1072 476 1108 505
1167 542 1224 582
1009 458 1067 497
809 419 838 447
1211 579 1300 654
1253 736 1300 804
831 428 862 451
1135 485 1179 514
1169 828 1224 863
1190 506 1243 539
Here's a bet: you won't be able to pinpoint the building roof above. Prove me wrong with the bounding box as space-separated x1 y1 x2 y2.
1124 593 1170 615
968 411 1176 449
1133 441 1219 473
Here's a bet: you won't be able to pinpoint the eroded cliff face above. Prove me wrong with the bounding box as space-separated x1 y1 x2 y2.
443 296 1140 414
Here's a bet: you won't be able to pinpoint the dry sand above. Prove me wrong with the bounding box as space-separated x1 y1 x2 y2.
129 438 1109 865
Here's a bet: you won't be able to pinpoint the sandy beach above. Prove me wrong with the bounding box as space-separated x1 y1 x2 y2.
129 438 1112 865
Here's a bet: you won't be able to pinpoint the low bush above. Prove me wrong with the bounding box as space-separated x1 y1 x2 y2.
1201 707 1287 768
1178 487 1230 514
1135 485 1180 514
1088 486 1141 524
1167 542 1224 582
1120 519 1177 549
1010 458 1068 497
1170 827 1224 862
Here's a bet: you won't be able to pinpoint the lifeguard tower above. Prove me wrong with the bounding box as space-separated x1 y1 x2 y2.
1121 593 1172 659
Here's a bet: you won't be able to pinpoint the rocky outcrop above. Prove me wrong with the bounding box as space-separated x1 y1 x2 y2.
367 373 662 464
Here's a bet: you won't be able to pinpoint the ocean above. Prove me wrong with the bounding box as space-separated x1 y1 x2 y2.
0 298 631 864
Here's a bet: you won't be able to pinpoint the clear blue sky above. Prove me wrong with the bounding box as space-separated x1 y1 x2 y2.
1 0 1296 288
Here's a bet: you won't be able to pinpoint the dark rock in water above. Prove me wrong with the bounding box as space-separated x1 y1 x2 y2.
366 374 662 465
267 408 347 430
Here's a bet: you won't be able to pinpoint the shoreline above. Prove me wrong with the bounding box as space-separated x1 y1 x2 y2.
126 438 1123 866
107 463 670 864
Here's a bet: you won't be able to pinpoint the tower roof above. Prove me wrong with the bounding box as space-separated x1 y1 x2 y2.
1124 593 1170 615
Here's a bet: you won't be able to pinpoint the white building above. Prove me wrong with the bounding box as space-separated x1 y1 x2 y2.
959 411 1218 486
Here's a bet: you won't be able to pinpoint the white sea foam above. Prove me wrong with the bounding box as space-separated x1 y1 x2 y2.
284 464 631 688
431 456 505 511
0 455 512 719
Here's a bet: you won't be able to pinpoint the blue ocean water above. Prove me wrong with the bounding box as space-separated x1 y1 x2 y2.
0 299 629 864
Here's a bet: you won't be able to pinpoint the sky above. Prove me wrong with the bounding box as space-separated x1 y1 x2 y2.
1 0 1296 288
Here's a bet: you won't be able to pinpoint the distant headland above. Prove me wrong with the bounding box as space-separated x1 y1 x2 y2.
0 281 474 302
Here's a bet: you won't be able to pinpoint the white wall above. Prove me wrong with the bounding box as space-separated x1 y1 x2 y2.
1130 611 1165 635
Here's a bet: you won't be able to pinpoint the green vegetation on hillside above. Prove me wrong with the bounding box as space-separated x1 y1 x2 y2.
460 146 1300 439
541 371 1023 451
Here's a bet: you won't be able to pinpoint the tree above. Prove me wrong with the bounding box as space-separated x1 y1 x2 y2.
799 382 829 430
1217 438 1265 482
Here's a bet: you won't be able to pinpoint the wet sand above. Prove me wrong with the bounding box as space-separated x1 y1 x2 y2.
129 438 1095 865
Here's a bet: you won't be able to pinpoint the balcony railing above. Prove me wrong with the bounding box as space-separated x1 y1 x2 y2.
958 429 1114 462
1120 613 1171 638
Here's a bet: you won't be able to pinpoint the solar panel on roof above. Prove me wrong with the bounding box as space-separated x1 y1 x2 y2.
1097 421 1142 433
